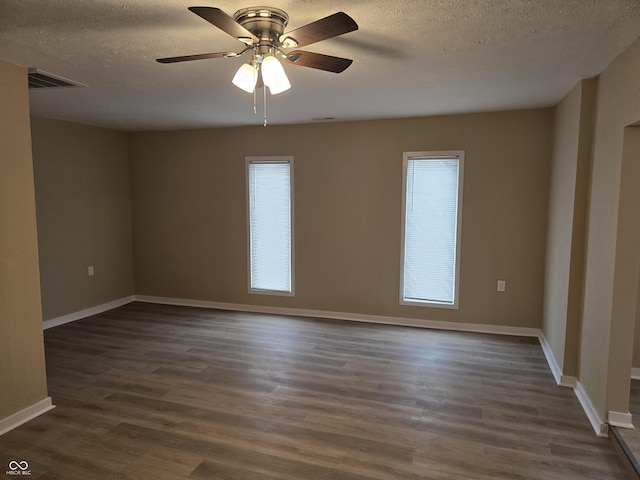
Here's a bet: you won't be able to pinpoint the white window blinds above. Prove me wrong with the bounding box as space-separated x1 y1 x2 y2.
247 159 293 294
401 153 463 306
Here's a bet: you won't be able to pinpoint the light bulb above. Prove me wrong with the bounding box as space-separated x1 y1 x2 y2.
261 55 291 94
232 62 258 93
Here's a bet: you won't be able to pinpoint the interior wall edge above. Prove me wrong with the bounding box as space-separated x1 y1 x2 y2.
539 331 577 387
575 380 609 437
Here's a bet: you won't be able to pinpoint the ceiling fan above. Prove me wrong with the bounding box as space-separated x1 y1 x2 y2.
156 6 358 95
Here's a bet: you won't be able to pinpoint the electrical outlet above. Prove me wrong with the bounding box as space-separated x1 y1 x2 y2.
88 266 94 276
497 280 506 292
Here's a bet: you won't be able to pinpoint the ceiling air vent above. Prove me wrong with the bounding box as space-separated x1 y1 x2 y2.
27 68 86 89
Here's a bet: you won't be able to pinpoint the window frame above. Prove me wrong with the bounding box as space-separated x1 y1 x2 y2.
399 150 464 309
245 156 295 297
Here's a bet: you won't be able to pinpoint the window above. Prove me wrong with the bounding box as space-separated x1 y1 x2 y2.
246 157 294 295
400 151 464 308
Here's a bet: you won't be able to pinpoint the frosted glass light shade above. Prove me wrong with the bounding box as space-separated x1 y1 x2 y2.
261 55 291 94
232 62 258 93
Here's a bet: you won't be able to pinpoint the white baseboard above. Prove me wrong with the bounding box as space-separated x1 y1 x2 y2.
631 368 640 380
43 296 135 330
133 295 541 337
575 381 608 437
538 333 577 388
0 397 54 436
608 410 635 429
40 293 541 338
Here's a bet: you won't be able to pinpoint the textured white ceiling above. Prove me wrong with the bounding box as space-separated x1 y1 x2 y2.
1 0 640 131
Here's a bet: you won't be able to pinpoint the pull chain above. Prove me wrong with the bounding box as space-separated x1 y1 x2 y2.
263 85 267 127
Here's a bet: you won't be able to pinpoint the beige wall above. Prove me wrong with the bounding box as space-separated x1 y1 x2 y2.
542 78 596 378
31 117 134 320
0 60 48 419
579 36 640 418
130 109 552 328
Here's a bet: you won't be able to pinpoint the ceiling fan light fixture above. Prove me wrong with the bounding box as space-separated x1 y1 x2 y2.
232 61 258 93
261 55 291 94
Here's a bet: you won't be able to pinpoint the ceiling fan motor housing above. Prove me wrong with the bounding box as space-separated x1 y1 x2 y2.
234 7 289 52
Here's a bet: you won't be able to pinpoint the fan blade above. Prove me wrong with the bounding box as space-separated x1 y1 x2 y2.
188 7 259 44
156 52 238 63
285 50 353 73
280 12 358 48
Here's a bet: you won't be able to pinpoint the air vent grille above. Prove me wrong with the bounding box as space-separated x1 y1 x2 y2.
28 69 86 89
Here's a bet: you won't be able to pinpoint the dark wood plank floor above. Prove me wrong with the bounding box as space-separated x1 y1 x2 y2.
0 302 628 479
